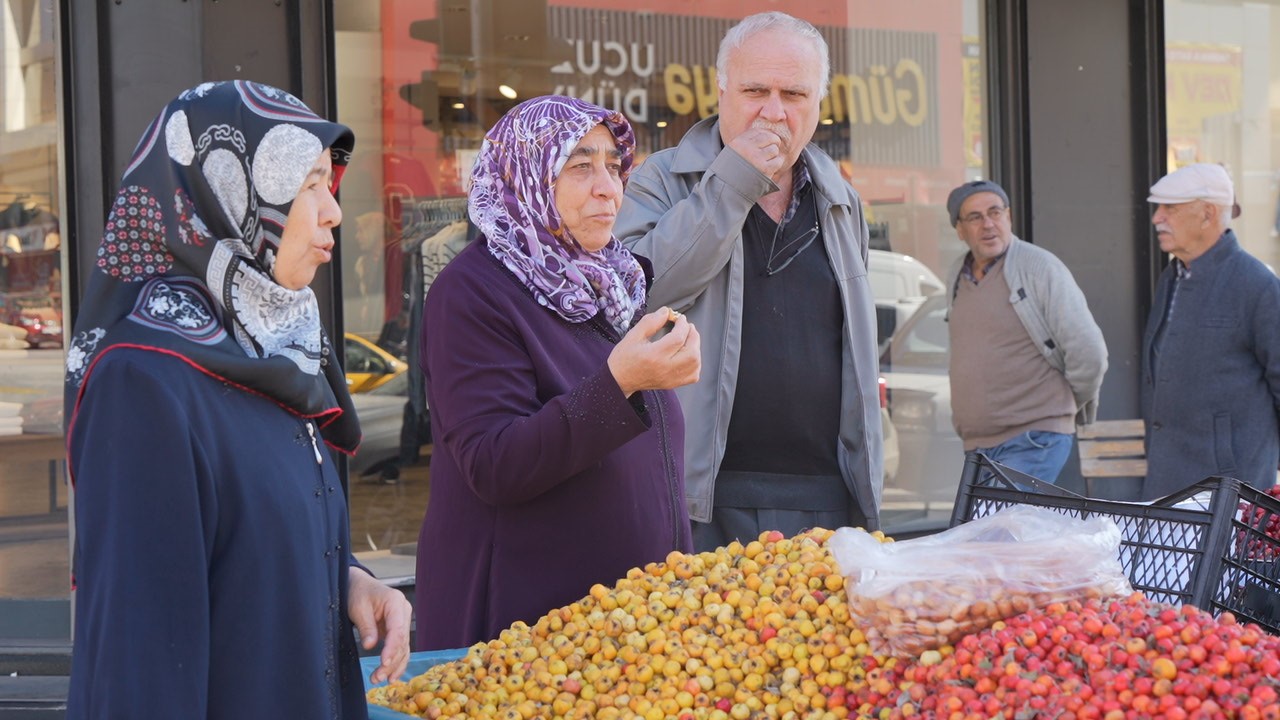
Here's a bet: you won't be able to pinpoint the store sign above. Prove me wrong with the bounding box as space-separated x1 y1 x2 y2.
1165 42 1241 145
961 39 983 170
551 40 657 122
549 8 941 166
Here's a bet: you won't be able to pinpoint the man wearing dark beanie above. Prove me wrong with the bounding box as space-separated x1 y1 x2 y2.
943 180 1108 484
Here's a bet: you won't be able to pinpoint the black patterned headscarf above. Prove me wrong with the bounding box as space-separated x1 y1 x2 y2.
469 95 645 333
65 80 360 453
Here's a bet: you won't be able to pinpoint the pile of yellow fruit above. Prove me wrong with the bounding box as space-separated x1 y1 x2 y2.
368 527 896 720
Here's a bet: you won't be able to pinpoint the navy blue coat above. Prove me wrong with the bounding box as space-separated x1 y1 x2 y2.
1141 231 1280 498
67 348 368 719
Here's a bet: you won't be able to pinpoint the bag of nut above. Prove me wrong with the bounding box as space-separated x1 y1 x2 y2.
829 505 1132 658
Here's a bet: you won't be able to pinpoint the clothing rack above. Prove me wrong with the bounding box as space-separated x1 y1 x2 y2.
400 197 469 252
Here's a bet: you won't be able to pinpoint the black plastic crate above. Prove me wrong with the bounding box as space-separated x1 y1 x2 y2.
950 453 1280 635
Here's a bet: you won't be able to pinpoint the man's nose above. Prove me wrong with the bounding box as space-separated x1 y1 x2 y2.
760 93 785 120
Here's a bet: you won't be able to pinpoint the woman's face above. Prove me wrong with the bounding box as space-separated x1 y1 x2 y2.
274 150 343 290
553 124 623 253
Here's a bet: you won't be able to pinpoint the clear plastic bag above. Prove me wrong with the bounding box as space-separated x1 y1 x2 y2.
830 505 1133 657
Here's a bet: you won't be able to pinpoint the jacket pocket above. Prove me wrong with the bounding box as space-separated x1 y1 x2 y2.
1200 316 1239 328
1212 412 1237 475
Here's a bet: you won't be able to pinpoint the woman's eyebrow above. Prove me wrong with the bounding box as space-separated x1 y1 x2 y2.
567 145 622 159
307 164 333 183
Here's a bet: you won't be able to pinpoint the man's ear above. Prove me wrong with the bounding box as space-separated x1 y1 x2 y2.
1200 201 1216 227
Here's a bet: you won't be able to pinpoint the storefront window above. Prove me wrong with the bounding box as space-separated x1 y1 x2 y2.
1164 0 1280 272
0 0 69 632
333 0 988 553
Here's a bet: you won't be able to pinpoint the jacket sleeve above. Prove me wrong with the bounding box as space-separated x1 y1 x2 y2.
1042 259 1109 425
615 147 775 310
67 355 214 717
424 270 653 506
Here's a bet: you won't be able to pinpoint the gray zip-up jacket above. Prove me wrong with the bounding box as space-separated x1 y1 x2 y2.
944 235 1108 426
616 116 883 528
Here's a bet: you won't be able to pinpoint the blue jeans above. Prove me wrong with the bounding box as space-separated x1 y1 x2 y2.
975 430 1074 485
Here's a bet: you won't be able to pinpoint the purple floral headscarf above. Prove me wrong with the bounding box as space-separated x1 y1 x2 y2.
468 95 645 334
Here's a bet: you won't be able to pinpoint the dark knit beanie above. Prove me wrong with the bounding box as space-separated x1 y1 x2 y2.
947 180 1009 226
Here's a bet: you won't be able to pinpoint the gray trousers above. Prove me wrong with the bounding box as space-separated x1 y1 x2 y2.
690 471 865 552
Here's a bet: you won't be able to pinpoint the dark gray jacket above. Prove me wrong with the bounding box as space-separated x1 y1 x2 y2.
1141 230 1280 498
615 116 883 527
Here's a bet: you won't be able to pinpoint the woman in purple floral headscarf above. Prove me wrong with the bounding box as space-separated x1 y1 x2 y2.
414 95 702 649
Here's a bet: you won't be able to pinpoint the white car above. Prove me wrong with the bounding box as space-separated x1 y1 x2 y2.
350 371 413 479
878 294 965 518
867 249 945 350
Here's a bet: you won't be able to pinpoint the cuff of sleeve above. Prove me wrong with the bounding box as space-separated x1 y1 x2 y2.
350 557 375 578
591 364 653 430
710 146 779 201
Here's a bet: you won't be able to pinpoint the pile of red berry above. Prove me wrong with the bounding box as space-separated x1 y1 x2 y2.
1237 486 1280 561
864 594 1280 719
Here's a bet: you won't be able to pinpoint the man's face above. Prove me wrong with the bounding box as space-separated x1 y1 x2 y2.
717 28 823 172
955 191 1013 264
1151 200 1214 263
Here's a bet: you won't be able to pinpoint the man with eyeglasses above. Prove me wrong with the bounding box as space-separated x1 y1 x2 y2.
943 180 1108 485
616 12 882 551
1141 163 1280 499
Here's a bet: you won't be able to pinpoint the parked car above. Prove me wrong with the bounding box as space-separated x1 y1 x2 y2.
880 376 900 485
0 321 27 349
349 370 410 478
867 249 944 351
0 292 62 348
14 306 62 348
344 332 407 393
878 293 964 503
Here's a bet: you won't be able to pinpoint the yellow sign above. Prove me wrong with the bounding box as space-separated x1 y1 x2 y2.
1165 42 1241 143
961 39 982 169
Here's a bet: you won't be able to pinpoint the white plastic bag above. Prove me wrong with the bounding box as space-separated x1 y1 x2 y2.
830 505 1132 657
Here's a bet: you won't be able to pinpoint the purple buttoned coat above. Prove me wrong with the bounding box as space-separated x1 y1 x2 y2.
414 241 692 650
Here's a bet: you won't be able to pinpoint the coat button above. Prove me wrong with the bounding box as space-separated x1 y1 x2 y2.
1152 421 1162 430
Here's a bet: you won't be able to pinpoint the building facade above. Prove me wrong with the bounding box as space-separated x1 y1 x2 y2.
3 0 1279 673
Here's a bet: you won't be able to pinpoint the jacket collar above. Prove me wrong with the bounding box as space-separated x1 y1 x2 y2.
1182 229 1238 273
669 115 851 210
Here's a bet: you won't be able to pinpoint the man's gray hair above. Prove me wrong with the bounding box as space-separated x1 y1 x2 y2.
1213 202 1234 231
716 12 830 100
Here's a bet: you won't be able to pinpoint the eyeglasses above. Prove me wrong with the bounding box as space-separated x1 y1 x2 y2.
763 218 820 276
959 206 1009 227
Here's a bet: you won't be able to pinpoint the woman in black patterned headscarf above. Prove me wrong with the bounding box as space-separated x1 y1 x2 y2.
64 81 410 719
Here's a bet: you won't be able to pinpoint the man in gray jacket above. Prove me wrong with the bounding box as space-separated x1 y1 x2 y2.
616 11 882 550
943 180 1108 484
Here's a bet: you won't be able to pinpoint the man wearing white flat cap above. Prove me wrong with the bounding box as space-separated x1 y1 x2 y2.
1141 162 1280 499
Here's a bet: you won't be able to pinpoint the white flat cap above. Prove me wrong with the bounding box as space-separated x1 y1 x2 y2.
1148 163 1234 205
